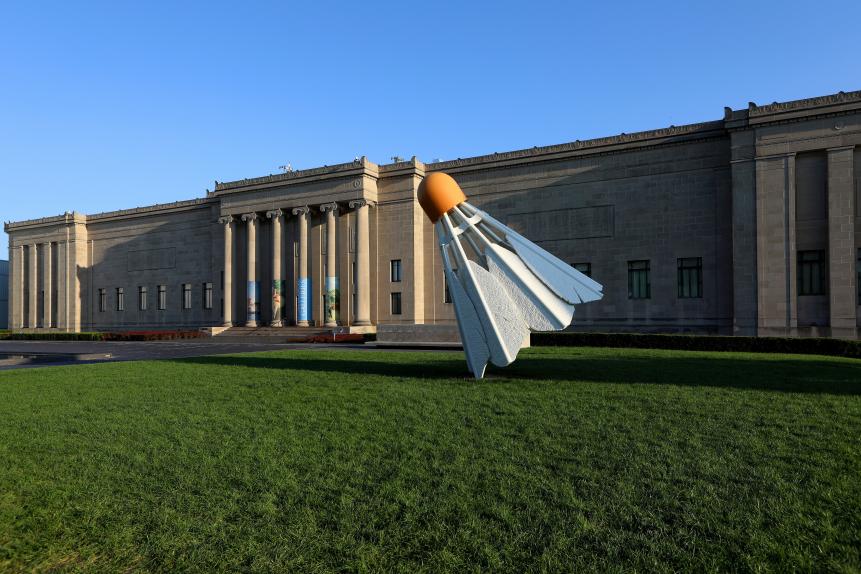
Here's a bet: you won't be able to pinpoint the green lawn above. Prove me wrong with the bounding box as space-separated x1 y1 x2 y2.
0 347 860 573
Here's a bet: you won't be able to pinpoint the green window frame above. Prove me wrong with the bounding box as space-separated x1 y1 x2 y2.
677 257 703 298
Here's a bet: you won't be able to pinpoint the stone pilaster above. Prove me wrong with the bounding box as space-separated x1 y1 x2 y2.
320 203 339 327
10 244 23 329
755 154 797 336
219 215 234 327
242 212 259 327
41 241 52 328
827 146 857 338
266 209 284 327
292 206 310 326
730 130 758 336
55 241 66 331
349 199 373 326
28 243 37 329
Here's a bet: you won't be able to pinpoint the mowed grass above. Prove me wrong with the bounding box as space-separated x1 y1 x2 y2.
0 347 860 573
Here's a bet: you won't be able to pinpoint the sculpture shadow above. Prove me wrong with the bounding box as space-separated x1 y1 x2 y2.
171 350 861 396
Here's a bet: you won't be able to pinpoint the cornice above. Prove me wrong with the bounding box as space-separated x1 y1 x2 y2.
212 156 379 195
425 120 727 173
748 90 861 118
5 211 87 232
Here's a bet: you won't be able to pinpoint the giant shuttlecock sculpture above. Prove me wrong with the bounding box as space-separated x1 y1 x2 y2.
418 172 603 379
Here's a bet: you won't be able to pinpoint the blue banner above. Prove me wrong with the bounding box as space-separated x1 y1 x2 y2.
298 277 309 323
246 281 259 323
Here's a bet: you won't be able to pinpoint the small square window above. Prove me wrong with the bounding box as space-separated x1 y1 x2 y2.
391 259 402 282
677 257 703 298
628 260 651 299
572 262 591 278
391 292 402 315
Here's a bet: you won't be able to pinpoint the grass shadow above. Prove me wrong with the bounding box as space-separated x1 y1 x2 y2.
170 350 861 396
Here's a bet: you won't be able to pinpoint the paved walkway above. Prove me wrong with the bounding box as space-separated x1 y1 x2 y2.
0 340 372 370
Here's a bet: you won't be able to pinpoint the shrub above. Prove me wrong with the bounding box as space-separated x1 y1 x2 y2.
102 330 207 342
530 332 861 359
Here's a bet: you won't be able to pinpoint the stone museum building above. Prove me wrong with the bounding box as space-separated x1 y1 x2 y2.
5 89 861 339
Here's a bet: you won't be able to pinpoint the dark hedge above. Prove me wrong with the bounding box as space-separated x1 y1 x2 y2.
530 332 861 359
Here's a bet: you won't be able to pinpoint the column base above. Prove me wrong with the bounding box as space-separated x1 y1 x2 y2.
297 320 309 327
245 321 258 327
223 321 233 328
353 320 371 326
324 321 338 327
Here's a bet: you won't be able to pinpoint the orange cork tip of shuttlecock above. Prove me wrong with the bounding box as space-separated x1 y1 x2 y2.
418 172 467 223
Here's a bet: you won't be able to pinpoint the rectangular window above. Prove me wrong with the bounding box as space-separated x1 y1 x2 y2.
98 288 106 312
158 285 167 310
391 292 402 315
677 257 703 298
573 262 592 277
857 249 861 305
797 250 827 296
139 286 147 311
116 287 125 311
203 282 213 310
628 260 651 299
183 284 192 310
390 259 402 282
444 276 452 304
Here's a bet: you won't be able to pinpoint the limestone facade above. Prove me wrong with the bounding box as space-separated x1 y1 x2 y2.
5 90 861 338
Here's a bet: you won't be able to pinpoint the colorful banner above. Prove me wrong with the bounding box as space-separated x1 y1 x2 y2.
325 276 339 324
246 281 259 323
272 279 282 321
297 277 309 323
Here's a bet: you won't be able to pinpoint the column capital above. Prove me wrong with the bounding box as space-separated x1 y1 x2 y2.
319 202 339 213
292 205 310 216
218 215 234 225
266 208 284 219
348 199 375 210
241 212 258 222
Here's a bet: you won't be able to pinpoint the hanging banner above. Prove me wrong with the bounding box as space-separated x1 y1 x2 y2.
325 276 339 324
297 277 309 323
247 281 259 323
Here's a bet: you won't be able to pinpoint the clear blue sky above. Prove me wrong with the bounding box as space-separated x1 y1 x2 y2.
2 0 859 249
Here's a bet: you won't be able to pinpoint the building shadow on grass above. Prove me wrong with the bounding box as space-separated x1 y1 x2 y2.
170 352 861 396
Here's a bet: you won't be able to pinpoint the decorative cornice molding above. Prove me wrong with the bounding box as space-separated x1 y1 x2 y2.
425 121 726 171
214 157 376 193
748 90 861 117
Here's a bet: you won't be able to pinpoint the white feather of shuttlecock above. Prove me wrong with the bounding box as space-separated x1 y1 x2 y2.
437 202 603 379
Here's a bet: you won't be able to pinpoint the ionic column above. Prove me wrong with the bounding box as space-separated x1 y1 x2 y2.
42 241 52 328
349 199 373 326
266 209 284 327
242 212 259 327
28 243 37 329
320 203 339 327
292 206 310 326
219 216 234 327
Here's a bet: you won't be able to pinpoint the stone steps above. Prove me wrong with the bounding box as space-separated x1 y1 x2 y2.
213 326 334 343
